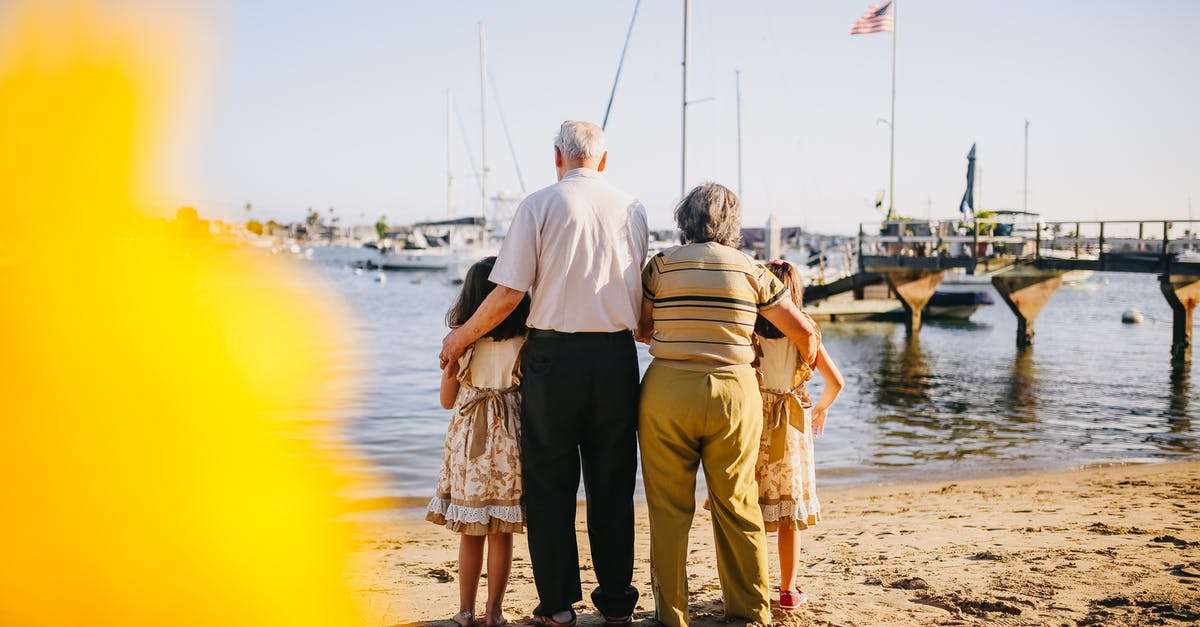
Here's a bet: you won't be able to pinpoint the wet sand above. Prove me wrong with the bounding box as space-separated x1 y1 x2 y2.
351 461 1200 626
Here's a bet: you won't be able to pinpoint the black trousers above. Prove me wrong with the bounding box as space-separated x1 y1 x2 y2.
520 329 640 618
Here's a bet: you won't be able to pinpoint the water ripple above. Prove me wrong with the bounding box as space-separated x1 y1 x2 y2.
302 248 1200 501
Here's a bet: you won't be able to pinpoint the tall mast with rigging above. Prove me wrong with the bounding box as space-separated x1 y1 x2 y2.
479 23 489 217
736 69 743 198
602 0 641 131
681 0 690 198
446 89 455 218
1023 119 1030 213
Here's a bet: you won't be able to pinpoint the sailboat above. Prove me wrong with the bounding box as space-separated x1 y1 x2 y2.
364 24 514 275
443 22 510 282
373 216 490 271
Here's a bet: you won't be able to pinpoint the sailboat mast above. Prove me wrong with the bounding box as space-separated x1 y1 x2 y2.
1023 119 1030 213
479 23 489 217
447 89 455 218
681 0 690 198
887 0 898 218
736 69 743 198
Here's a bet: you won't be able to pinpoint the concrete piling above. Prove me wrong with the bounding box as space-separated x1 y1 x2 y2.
883 270 945 334
991 272 1064 347
1160 275 1200 360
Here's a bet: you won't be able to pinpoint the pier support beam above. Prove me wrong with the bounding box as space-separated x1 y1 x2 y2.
1160 275 1200 361
992 272 1063 347
883 270 944 333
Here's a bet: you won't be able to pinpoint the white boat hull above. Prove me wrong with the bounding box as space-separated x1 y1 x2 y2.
447 247 501 283
1061 269 1094 285
377 254 453 270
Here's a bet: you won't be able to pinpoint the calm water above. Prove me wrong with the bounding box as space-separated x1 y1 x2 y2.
302 247 1200 506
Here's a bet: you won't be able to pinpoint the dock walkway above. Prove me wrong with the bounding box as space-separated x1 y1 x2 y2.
834 217 1200 359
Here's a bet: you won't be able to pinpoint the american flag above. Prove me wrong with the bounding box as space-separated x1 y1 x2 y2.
850 0 894 35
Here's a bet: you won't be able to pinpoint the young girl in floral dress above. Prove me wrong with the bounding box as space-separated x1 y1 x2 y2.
755 259 844 609
427 256 531 627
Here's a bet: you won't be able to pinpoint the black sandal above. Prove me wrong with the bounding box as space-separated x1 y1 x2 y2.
602 615 632 625
530 610 576 627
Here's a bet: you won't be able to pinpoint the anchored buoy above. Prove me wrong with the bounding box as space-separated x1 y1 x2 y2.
373 272 387 284
1121 309 1144 324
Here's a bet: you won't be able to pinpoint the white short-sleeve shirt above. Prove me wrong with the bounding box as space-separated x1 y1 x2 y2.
489 168 649 332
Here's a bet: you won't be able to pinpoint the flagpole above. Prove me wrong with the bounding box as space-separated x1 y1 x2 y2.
887 0 898 219
978 164 983 212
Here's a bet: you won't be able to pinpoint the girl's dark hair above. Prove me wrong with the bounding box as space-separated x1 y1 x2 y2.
755 260 804 339
446 256 531 341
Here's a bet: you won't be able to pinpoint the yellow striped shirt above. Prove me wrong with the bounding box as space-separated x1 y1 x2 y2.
642 242 787 369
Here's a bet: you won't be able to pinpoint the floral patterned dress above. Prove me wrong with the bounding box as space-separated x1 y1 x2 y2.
754 335 820 532
426 336 525 535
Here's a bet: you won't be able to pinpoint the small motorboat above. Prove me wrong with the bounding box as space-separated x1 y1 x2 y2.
806 289 994 323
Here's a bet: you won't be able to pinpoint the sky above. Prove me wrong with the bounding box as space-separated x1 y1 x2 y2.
150 0 1199 233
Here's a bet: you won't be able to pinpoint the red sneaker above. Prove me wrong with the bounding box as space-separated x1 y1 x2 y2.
779 589 808 610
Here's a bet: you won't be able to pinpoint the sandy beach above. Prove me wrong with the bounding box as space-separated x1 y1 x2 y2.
352 461 1200 626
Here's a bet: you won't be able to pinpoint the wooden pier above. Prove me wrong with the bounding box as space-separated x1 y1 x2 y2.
828 217 1200 359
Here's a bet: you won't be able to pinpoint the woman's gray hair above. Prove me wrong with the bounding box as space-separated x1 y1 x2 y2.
554 120 605 161
675 182 742 247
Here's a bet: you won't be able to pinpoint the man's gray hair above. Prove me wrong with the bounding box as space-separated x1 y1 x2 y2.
554 120 605 161
675 182 742 248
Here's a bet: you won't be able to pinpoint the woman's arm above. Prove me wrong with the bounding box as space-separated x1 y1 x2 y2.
635 296 654 345
809 345 844 436
439 359 461 410
760 298 820 365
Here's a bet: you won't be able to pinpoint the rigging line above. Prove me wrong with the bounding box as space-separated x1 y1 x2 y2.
602 0 641 131
454 103 484 195
487 68 527 194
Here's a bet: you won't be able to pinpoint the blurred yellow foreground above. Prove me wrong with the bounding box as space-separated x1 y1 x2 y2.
0 3 372 625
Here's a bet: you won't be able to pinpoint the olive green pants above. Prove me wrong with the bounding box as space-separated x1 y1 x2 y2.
638 361 770 627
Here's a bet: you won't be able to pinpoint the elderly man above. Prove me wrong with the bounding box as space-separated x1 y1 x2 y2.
440 120 647 627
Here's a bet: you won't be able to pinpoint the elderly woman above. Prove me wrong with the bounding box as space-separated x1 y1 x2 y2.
636 182 820 627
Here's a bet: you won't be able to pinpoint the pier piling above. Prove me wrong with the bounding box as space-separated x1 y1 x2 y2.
1160 275 1200 360
992 272 1064 347
858 217 1200 359
883 270 945 333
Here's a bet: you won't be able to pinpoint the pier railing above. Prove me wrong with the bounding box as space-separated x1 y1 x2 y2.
850 217 1200 356
858 218 1200 274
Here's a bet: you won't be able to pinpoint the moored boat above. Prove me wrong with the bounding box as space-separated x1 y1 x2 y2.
357 217 493 272
925 289 994 320
807 289 993 322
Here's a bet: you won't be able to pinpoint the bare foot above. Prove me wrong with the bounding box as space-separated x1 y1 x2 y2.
483 609 509 627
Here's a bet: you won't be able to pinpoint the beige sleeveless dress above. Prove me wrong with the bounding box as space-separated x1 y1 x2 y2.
754 335 820 531
426 336 525 535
